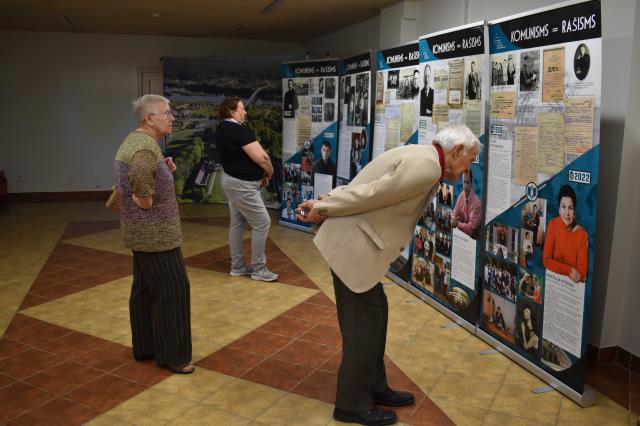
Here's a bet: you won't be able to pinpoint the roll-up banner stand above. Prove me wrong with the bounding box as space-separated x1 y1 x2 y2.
479 0 600 406
337 52 373 185
280 59 340 231
373 41 421 283
388 22 489 333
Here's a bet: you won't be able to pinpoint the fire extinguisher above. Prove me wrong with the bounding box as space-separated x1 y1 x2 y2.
0 170 7 202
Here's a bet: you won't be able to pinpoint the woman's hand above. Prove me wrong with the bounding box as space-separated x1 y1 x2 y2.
569 267 582 283
261 176 269 188
165 157 177 173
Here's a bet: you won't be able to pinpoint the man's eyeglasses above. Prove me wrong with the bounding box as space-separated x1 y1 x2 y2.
147 110 174 118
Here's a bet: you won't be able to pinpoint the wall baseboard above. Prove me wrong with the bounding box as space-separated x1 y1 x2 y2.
587 343 640 374
8 191 110 202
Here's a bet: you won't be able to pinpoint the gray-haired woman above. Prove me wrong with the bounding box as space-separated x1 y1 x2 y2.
114 94 194 374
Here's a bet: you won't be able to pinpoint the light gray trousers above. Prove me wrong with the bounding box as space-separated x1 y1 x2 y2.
221 172 271 271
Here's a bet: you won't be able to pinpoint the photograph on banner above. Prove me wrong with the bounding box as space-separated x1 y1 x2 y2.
163 56 287 206
281 60 339 229
482 289 516 344
482 0 601 394
338 53 373 182
372 42 421 161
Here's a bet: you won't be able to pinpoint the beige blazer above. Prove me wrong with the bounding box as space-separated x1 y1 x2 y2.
313 144 442 293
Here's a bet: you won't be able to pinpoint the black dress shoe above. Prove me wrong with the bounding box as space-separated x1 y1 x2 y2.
373 389 415 407
333 407 397 425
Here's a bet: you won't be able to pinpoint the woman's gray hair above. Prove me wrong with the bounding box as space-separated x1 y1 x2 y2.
132 94 170 123
433 125 483 152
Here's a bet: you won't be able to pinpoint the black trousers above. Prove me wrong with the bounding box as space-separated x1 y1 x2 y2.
332 270 390 412
130 247 192 365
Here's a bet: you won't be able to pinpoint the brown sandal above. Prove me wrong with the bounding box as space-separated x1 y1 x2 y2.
163 363 195 374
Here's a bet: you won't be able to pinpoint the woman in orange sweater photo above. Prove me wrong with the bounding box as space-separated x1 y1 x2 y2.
543 185 589 283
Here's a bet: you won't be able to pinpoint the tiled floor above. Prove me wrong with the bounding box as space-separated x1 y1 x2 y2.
0 201 637 425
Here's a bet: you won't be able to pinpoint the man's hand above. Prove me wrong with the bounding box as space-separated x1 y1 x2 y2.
451 216 459 228
261 176 270 188
295 199 327 224
165 157 177 173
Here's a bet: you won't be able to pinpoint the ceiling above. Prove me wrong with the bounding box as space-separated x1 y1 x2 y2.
0 0 401 41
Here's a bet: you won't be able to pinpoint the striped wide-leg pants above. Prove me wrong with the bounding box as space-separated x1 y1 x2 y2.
130 247 192 365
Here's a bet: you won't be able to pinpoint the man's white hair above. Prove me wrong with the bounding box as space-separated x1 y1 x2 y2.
433 125 482 152
132 94 170 123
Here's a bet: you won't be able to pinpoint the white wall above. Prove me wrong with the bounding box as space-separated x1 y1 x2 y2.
610 0 640 356
0 31 304 193
303 15 380 59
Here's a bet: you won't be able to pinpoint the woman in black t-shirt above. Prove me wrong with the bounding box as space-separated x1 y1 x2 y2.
216 96 278 282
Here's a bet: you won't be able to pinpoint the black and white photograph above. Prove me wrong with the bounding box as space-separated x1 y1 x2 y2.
465 59 481 100
323 102 335 122
420 63 434 117
437 183 454 207
318 77 324 95
397 68 420 100
435 231 452 257
492 54 517 86
387 70 399 89
324 77 336 99
519 50 540 92
573 43 591 81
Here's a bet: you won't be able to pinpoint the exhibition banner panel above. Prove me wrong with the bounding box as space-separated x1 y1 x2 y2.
280 60 340 229
373 42 421 282
337 52 373 185
163 56 285 206
482 0 601 394
405 23 488 324
372 42 421 161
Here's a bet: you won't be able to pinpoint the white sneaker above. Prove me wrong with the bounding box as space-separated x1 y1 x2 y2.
251 268 279 282
230 265 253 277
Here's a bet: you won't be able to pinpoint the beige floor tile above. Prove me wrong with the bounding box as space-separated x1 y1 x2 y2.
201 378 286 418
63 228 131 255
483 411 555 425
152 368 235 402
85 413 135 425
168 404 251 425
489 382 563 424
106 388 198 425
444 350 511 381
557 391 630 426
431 397 487 426
501 363 550 389
255 393 334 426
388 349 449 393
429 371 503 410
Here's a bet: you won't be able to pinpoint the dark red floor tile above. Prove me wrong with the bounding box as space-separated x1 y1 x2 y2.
61 221 120 240
0 381 56 423
70 341 133 372
38 268 81 283
407 397 455 426
24 360 104 395
0 348 64 380
4 321 73 347
39 332 106 358
320 312 339 327
289 275 319 289
3 313 43 334
319 350 342 373
30 277 59 291
228 331 293 357
292 369 337 404
197 347 265 377
394 393 425 424
65 274 106 289
586 362 629 384
112 360 172 386
0 338 30 360
29 283 82 301
305 292 335 307
273 339 339 368
19 293 51 309
242 358 312 391
256 315 317 338
282 302 334 322
7 397 99 426
65 374 146 413
299 324 342 347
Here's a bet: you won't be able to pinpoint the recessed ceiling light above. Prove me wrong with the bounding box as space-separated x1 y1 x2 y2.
152 12 160 18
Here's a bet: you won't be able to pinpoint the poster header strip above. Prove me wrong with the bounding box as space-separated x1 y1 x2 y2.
377 42 421 69
487 0 595 25
420 24 485 61
282 59 340 77
419 20 486 40
341 52 372 74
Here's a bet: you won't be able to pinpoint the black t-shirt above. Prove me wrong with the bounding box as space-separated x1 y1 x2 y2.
216 120 263 181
